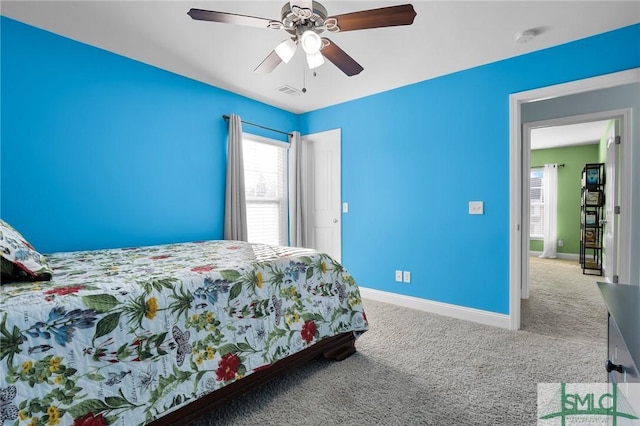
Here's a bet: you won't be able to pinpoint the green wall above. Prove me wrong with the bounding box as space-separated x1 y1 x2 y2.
530 144 599 254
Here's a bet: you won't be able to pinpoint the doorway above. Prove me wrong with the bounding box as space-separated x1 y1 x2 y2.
520 116 624 337
508 68 639 330
522 115 620 302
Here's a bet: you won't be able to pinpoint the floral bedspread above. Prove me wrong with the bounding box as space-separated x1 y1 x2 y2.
0 240 368 426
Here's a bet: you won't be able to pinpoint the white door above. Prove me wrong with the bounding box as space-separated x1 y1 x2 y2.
302 129 342 262
604 121 619 282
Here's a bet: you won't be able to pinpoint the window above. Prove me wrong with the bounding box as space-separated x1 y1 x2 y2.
243 134 288 246
530 168 544 239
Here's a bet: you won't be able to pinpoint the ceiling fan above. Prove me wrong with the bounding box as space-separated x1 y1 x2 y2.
187 1 417 77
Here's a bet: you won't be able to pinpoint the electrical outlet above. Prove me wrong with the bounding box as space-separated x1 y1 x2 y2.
403 271 411 283
395 270 402 282
558 239 564 247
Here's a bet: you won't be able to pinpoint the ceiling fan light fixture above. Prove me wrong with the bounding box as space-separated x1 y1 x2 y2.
275 39 297 63
188 3 418 77
300 30 322 54
291 5 313 20
324 17 340 32
306 51 325 69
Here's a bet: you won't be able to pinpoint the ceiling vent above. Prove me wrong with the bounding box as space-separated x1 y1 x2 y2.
277 85 302 96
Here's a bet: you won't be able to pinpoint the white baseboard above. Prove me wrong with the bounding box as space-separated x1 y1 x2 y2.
530 251 580 261
359 287 512 329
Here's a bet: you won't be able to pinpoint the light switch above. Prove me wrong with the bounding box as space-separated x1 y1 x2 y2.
342 202 349 213
469 201 484 215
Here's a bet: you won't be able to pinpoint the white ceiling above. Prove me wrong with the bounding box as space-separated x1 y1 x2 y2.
530 120 611 150
3 1 639 116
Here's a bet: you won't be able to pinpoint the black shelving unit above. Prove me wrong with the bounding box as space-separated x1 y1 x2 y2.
580 163 605 276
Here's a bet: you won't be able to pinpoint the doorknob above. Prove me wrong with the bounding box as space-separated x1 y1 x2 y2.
599 219 607 225
333 219 338 223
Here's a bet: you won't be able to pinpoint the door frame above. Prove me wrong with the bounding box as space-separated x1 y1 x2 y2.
604 122 621 282
520 110 631 300
509 68 639 330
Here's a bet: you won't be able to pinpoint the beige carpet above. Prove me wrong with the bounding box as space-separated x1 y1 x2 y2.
191 257 608 425
522 256 606 344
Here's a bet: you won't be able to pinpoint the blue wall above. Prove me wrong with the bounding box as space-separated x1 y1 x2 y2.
2 16 639 315
1 17 297 253
299 24 640 314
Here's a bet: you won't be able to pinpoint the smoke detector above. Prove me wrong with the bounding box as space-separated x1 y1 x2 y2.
516 29 538 44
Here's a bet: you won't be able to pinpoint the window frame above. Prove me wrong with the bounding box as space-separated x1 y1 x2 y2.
242 133 289 246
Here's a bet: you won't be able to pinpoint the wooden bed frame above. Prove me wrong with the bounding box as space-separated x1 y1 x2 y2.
147 332 357 425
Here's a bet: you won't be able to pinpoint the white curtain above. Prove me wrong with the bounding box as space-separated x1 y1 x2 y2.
288 131 307 247
540 163 558 258
223 114 248 241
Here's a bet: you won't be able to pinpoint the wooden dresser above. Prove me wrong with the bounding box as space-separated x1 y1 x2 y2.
597 282 639 385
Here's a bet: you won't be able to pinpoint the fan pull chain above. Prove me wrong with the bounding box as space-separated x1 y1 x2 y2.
302 60 307 93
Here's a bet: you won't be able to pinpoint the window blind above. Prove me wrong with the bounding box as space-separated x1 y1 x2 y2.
530 168 545 239
243 136 288 246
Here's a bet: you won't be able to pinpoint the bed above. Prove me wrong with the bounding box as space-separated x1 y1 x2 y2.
0 220 368 426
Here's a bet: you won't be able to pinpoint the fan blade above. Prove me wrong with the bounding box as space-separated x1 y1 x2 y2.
187 8 280 29
320 38 363 76
254 50 283 73
325 4 416 33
